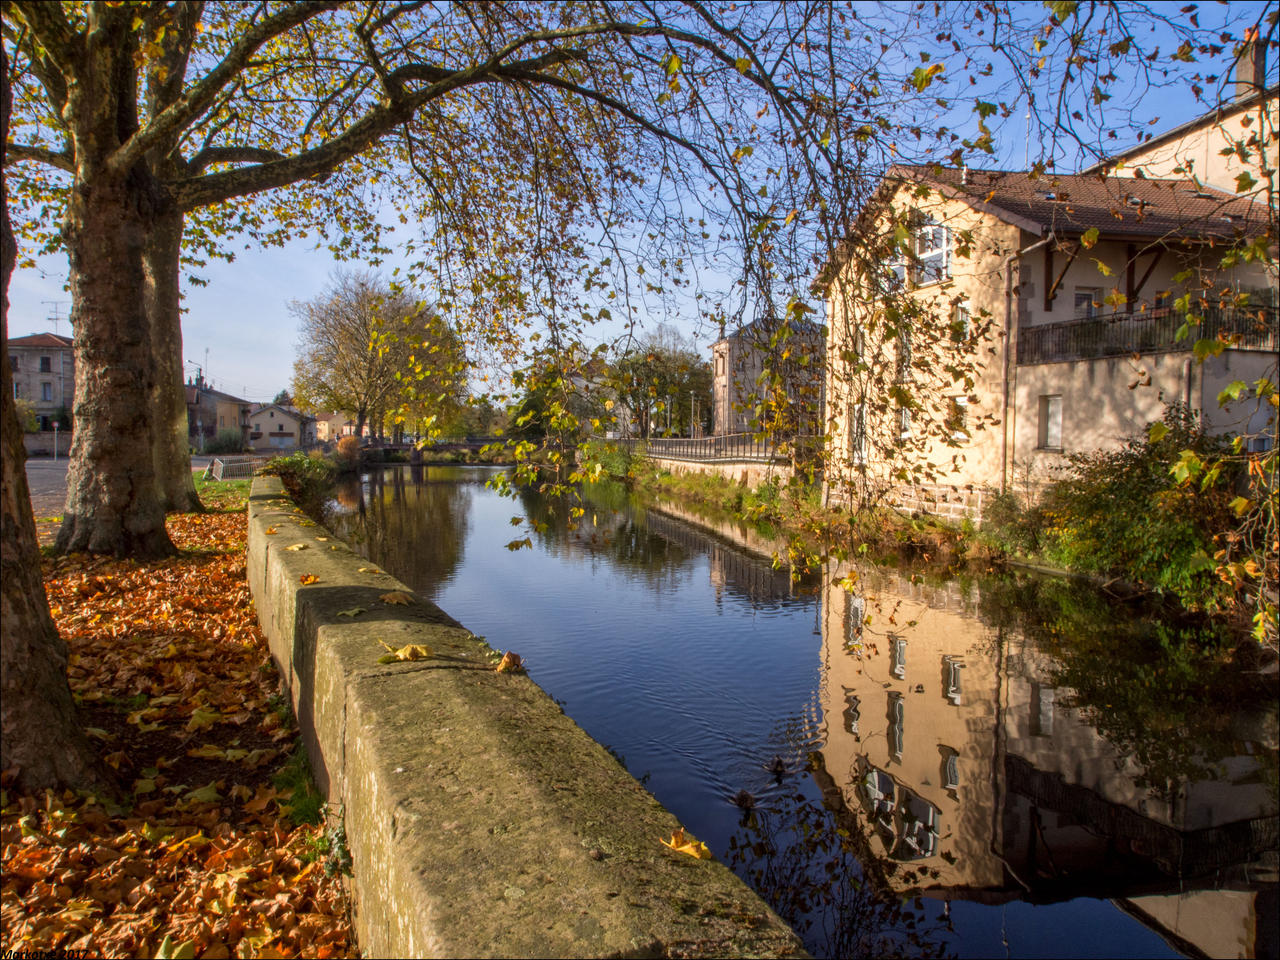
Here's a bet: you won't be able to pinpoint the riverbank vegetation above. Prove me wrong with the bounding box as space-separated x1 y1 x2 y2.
580 413 1275 648
3 483 352 958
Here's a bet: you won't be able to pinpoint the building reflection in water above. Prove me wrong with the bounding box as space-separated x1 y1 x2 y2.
820 559 1278 959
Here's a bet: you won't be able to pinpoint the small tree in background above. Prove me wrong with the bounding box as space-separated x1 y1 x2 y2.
291 271 468 441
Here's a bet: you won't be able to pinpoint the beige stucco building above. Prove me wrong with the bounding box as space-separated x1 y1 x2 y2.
823 85 1277 519
8 332 75 432
247 403 315 451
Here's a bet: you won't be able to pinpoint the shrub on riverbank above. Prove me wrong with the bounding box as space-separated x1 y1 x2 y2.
989 406 1239 614
259 451 336 510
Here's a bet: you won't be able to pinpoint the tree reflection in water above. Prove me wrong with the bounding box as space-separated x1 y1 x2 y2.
324 465 473 597
724 759 952 959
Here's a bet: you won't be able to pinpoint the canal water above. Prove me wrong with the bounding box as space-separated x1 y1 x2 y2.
325 465 1278 959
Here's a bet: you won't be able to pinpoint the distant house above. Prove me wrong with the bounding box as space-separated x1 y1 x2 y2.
711 317 825 437
8 332 75 432
313 411 362 443
822 83 1277 520
185 374 251 451
247 403 316 451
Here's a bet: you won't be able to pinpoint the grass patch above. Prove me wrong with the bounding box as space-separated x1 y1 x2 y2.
194 476 252 512
272 745 325 827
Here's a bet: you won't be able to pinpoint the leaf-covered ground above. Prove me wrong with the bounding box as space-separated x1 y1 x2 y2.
3 490 354 959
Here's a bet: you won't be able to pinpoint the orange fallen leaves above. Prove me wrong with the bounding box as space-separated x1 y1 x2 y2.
378 591 414 605
3 506 353 958
299 574 320 585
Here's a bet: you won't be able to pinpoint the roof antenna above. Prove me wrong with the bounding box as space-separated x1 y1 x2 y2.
1024 105 1031 169
42 300 69 338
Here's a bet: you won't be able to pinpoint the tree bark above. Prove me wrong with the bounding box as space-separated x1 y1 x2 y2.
1 54 110 794
56 173 176 557
146 206 202 513
54 9 174 558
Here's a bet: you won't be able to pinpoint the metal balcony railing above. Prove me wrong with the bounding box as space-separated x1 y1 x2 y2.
613 433 824 465
1017 303 1278 365
615 432 786 464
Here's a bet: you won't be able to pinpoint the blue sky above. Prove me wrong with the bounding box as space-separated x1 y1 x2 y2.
6 2 1273 402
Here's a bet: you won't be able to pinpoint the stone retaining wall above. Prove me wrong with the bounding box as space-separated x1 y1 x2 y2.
646 456 784 489
246 477 805 958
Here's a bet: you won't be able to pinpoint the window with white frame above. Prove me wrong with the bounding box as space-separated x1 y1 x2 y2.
942 656 964 705
895 322 912 381
842 688 861 736
950 302 971 343
848 402 867 463
891 636 907 680
41 382 53 402
887 693 905 759
941 747 960 791
1074 286 1102 319
945 396 969 439
915 216 951 284
1037 395 1063 450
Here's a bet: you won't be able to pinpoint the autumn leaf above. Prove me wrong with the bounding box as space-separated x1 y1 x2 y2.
660 828 713 859
264 527 278 535
505 537 533 551
358 566 381 573
336 607 366 618
377 642 434 664
184 783 223 804
495 651 524 673
300 574 320 585
379 590 414 605
286 543 308 551
186 707 221 732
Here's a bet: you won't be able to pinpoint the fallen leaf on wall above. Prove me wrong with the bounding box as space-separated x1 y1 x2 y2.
659 828 712 859
377 642 434 664
379 591 414 605
495 651 524 674
300 574 320 585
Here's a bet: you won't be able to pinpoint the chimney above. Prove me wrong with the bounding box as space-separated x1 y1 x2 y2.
1235 27 1266 101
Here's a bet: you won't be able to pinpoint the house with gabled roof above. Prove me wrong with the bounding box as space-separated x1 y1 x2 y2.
247 403 316 452
822 86 1276 520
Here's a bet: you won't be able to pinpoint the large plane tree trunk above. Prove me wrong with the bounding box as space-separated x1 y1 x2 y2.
146 205 202 513
54 14 174 558
1 56 109 793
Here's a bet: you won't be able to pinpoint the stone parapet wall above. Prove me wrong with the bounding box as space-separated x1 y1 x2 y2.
246 477 805 958
647 456 784 489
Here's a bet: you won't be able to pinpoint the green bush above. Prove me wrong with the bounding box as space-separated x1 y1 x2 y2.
260 450 336 508
1038 405 1237 610
580 439 640 483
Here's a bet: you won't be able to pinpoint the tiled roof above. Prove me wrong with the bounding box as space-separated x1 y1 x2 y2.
889 165 1266 240
8 332 74 348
